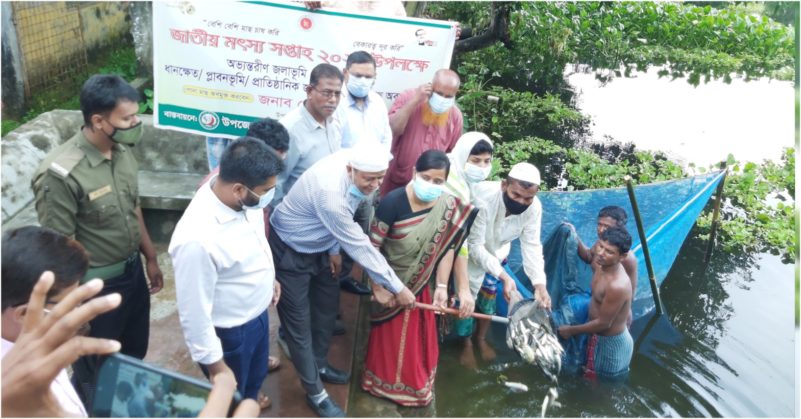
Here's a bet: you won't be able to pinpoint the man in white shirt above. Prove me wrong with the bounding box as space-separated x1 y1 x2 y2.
467 162 551 360
1 226 91 417
333 50 392 296
170 137 283 410
269 141 415 417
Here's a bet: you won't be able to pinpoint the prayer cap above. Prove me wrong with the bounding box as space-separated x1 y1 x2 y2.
348 141 393 172
508 162 541 185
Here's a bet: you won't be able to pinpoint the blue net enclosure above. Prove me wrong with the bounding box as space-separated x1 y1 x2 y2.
498 171 726 320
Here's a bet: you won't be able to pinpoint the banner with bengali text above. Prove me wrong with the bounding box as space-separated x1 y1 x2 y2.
153 0 457 137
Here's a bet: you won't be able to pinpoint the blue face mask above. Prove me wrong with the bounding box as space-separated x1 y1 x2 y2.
241 186 275 210
412 176 443 202
428 92 455 114
348 172 372 201
349 184 367 200
346 75 373 98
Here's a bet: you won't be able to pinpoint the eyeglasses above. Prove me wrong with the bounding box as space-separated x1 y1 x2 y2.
311 87 342 99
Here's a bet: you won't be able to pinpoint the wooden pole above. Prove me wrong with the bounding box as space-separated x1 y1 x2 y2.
704 163 729 263
415 302 510 324
625 175 664 315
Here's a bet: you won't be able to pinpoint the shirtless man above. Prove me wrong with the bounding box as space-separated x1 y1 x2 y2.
577 206 638 326
558 227 634 379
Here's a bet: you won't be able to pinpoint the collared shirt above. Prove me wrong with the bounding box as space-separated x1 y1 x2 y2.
32 130 141 266
467 181 546 295
1 338 88 417
169 178 274 365
273 103 341 205
334 90 392 150
270 150 405 293
382 88 463 194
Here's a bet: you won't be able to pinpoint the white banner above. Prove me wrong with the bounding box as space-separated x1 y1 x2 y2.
152 0 457 137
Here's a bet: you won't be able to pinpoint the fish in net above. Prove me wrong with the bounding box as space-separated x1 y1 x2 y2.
505 292 563 417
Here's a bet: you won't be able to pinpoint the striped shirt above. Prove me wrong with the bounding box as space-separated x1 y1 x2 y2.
270 150 405 293
273 102 341 206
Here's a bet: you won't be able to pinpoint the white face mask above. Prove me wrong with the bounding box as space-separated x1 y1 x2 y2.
463 162 492 183
428 92 454 114
346 75 374 98
241 187 275 210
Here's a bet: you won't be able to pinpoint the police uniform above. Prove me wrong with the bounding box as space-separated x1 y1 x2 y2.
32 129 150 405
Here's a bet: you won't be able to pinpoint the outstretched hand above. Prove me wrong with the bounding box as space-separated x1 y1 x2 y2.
1 273 121 417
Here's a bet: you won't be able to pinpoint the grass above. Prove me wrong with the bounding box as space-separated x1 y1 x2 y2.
1 45 139 136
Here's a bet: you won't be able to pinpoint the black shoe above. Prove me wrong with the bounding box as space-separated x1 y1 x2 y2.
318 365 350 384
306 394 345 417
333 319 346 336
339 276 371 295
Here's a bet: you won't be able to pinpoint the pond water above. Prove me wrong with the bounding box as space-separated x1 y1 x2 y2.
434 231 796 417
432 70 797 417
565 66 795 166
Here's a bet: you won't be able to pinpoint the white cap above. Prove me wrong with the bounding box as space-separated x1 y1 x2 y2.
347 142 393 172
508 162 541 185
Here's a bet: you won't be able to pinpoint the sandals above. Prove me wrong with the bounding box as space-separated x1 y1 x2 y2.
268 355 281 372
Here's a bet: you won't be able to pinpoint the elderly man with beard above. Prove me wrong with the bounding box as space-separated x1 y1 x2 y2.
380 69 463 196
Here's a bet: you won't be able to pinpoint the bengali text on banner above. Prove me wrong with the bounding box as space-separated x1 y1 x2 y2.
153 0 457 137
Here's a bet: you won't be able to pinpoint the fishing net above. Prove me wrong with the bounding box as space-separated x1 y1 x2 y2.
496 172 725 376
500 171 726 318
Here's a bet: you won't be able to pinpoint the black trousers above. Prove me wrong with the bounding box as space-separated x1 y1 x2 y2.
71 255 151 409
268 227 339 396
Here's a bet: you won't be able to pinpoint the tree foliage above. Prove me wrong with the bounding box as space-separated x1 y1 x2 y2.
430 1 795 95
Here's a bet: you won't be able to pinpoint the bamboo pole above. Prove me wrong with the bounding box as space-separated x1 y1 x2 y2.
704 163 729 263
624 175 664 315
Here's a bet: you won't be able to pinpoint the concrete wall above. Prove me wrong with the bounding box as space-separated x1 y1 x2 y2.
1 110 207 225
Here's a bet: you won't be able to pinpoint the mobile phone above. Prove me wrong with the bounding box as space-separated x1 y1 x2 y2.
91 353 241 417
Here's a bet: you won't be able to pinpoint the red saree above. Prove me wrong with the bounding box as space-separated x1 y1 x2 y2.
361 193 476 406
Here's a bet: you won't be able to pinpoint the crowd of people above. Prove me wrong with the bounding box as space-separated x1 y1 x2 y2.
1 47 637 417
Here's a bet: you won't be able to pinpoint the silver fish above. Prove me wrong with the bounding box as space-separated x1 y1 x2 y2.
540 387 559 417
504 381 529 392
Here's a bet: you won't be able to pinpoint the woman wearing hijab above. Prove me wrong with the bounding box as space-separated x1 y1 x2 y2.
361 150 477 407
443 132 496 367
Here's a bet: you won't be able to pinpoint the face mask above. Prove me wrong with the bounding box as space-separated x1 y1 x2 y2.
348 172 372 201
502 191 530 215
346 75 373 98
428 92 454 114
463 162 492 183
106 120 144 146
412 176 443 202
240 186 275 210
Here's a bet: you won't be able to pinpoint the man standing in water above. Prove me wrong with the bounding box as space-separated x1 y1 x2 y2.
558 227 634 379
576 206 638 325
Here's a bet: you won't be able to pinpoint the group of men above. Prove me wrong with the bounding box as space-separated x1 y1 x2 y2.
19 43 635 417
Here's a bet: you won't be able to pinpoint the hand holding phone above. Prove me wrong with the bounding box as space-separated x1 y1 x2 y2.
92 354 244 417
200 370 259 417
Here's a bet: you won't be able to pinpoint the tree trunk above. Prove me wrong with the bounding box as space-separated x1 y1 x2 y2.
454 2 513 54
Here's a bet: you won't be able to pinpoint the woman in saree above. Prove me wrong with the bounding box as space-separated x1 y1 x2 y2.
361 150 477 407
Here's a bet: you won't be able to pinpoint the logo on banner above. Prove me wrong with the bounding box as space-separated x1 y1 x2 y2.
300 16 313 30
199 111 220 130
415 28 436 47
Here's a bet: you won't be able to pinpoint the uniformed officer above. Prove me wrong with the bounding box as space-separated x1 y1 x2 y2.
31 74 164 406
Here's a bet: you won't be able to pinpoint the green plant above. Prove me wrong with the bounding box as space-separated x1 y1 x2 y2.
139 89 154 114
696 148 797 263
